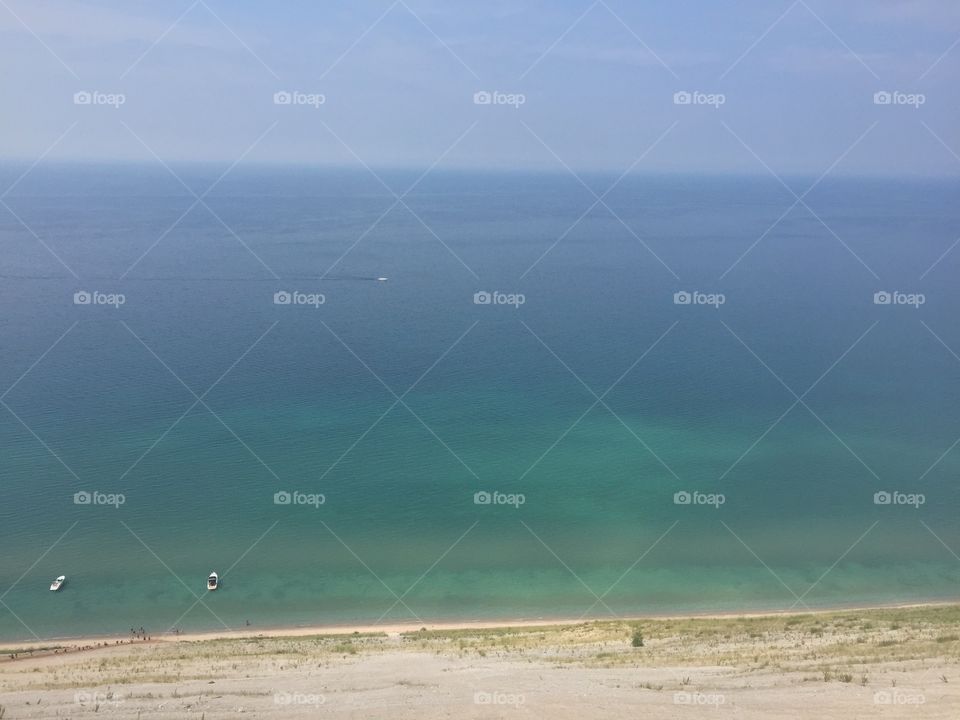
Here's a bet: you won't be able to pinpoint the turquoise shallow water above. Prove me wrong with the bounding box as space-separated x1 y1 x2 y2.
0 166 958 641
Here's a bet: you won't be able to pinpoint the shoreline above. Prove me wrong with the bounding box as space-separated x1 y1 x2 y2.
4 598 958 654
6 600 958 719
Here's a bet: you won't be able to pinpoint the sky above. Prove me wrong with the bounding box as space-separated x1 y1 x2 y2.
1 0 958 175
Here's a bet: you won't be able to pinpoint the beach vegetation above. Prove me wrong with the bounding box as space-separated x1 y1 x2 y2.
4 605 960 699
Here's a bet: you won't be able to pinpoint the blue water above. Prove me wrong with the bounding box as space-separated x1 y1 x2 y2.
0 164 958 641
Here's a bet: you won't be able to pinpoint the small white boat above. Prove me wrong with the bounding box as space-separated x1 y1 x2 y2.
207 572 219 591
376 277 388 282
50 575 66 592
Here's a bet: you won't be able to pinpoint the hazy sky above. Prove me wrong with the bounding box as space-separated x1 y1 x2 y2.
1 0 958 175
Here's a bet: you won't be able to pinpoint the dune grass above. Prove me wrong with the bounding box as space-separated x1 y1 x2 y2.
2 606 959 694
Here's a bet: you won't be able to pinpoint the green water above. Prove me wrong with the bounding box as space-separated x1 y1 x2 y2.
0 167 958 640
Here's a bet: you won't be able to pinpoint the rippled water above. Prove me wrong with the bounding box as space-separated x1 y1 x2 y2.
0 165 958 640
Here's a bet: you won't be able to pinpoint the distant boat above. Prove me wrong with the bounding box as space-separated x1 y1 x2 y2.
50 575 66 592
207 572 219 591
377 277 388 282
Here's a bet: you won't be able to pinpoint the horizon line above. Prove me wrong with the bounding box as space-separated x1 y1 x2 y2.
0 158 957 182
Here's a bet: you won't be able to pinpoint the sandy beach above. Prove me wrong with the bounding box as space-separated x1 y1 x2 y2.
4 599 959 651
2 603 958 718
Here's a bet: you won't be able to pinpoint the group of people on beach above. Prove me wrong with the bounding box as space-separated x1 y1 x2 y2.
6 622 255 661
7 631 154 661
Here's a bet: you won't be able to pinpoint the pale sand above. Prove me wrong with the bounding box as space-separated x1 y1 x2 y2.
1 604 959 718
4 599 957 651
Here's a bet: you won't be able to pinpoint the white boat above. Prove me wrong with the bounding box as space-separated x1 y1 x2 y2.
49 575 66 592
207 572 219 591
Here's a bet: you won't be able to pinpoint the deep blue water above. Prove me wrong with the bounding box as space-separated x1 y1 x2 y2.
0 164 958 641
